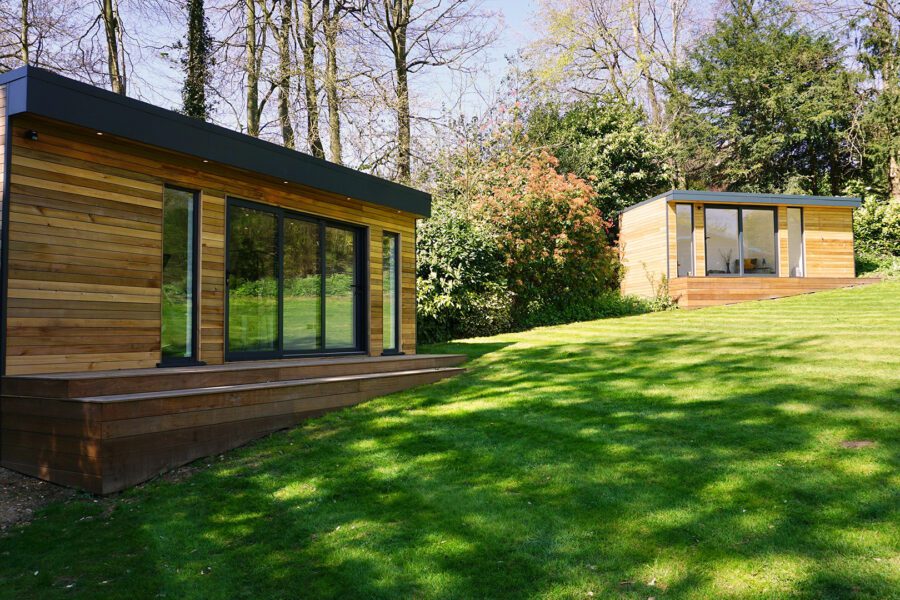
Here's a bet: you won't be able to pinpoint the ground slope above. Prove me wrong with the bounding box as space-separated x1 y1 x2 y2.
1 282 898 599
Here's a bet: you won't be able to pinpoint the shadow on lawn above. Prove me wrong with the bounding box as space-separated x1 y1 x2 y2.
1 330 897 599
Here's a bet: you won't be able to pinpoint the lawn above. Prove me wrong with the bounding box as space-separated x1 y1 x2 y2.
1 282 898 599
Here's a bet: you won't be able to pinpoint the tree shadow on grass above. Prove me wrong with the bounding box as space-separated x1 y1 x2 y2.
1 329 897 599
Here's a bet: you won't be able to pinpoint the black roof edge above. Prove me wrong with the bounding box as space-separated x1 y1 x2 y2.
620 189 862 214
0 66 431 217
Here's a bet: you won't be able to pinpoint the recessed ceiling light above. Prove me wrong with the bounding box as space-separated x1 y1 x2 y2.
202 159 209 163
283 181 288 184
96 132 103 136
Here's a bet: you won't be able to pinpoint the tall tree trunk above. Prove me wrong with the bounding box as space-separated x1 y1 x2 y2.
628 0 659 125
102 0 126 94
245 0 260 136
276 0 295 148
323 0 342 164
299 0 324 158
889 152 900 203
182 0 213 120
20 0 29 64
386 0 411 183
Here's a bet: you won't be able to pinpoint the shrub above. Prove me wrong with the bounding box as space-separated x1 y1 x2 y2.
474 149 622 324
416 203 510 344
854 198 900 257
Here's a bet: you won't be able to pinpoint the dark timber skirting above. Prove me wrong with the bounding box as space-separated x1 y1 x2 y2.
0 354 466 494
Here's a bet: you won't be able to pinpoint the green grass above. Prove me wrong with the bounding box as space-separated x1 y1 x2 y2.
2 283 899 599
225 295 355 352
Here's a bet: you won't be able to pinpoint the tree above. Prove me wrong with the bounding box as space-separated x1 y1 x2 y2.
322 0 350 163
182 0 214 120
273 0 295 147
358 0 498 183
526 0 694 126
101 0 127 94
528 97 670 217
297 0 324 157
670 0 858 194
857 0 900 202
244 0 262 135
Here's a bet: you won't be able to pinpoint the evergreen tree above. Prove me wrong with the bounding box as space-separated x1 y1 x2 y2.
528 98 670 218
670 0 858 194
857 0 900 202
181 0 213 120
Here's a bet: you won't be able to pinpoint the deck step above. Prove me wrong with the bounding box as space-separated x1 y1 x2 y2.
1 358 467 494
2 353 467 398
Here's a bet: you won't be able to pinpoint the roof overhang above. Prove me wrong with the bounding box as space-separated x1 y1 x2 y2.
623 189 862 214
0 66 431 217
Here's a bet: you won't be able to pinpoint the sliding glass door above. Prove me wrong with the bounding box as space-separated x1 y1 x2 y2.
227 203 279 356
705 206 777 276
226 199 366 360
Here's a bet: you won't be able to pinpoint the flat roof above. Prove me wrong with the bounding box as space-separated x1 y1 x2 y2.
622 189 862 214
0 66 431 217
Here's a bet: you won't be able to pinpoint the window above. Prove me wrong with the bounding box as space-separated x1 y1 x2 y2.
705 206 777 276
161 186 199 364
225 198 366 360
675 204 693 277
787 207 804 277
741 208 777 274
382 233 399 352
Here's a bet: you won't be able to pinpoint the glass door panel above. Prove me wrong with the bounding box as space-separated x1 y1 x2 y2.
324 226 357 349
161 187 197 362
741 208 776 275
705 207 740 275
788 207 804 277
227 205 279 355
675 204 693 277
283 218 321 351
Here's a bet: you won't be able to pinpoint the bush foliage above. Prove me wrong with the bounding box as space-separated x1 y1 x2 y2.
416 122 640 344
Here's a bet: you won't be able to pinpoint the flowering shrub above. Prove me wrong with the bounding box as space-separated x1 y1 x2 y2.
473 149 622 323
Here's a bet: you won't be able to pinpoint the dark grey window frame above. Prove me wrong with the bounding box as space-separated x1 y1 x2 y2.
703 204 779 277
224 197 368 362
159 185 204 367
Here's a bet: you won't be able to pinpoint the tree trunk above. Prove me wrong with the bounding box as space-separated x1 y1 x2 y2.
182 0 212 120
20 0 29 64
246 0 260 136
299 0 325 158
323 0 342 164
276 0 295 148
890 151 900 203
628 0 659 125
387 0 411 183
102 0 126 94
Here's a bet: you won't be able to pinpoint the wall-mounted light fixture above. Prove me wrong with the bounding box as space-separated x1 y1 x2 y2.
24 130 38 141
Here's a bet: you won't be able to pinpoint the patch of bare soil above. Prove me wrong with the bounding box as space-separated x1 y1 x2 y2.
0 467 76 533
841 440 877 449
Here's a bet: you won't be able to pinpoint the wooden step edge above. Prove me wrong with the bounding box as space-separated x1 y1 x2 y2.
72 367 466 404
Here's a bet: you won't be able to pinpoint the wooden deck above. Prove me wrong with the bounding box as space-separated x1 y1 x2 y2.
0 354 466 494
668 277 880 309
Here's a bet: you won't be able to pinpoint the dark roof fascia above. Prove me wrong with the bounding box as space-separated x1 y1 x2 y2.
0 66 431 217
621 189 861 214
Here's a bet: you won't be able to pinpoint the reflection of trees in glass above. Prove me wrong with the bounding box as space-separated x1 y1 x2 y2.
382 234 397 350
228 207 277 288
162 188 194 359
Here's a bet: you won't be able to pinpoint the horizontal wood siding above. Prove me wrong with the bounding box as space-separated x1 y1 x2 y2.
619 198 667 298
803 206 855 277
669 276 878 308
4 115 419 374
